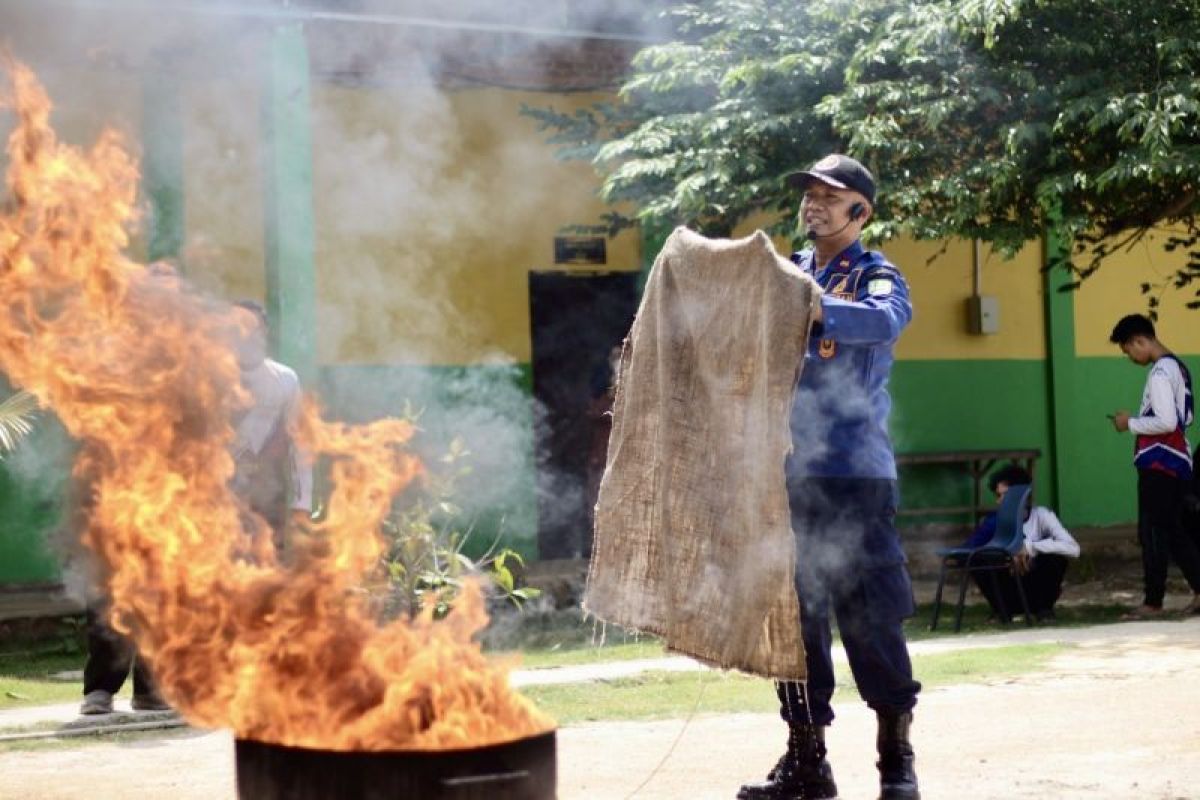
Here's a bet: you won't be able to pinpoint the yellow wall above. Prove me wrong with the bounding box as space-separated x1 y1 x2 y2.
308 86 640 366
179 80 643 366
735 212 1046 361
53 58 1200 369
181 77 266 301
1073 228 1200 356
11 43 1200 370
887 237 1045 361
6 66 641 369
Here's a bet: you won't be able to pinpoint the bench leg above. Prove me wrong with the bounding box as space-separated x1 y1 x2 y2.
930 562 949 631
954 566 971 632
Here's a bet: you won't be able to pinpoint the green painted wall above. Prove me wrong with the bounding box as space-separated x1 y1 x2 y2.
0 362 540 586
890 360 1052 453
890 353 1200 528
262 23 317 385
318 353 1154 552
889 359 1054 521
320 353 1163 554
3 350 1193 585
142 69 184 264
0 418 71 584
1057 354 1200 526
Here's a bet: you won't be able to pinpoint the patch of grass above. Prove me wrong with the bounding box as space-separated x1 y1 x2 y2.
0 599 1126 714
485 606 668 668
524 669 773 724
902 601 1128 639
913 642 1061 684
0 651 87 709
492 601 1128 670
0 616 86 656
508 640 668 670
0 615 89 710
523 642 1064 724
483 607 626 652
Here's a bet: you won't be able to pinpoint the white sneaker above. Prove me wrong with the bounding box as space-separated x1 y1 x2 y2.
80 690 114 715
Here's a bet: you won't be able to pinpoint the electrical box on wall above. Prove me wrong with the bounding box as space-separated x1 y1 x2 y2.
966 295 1000 335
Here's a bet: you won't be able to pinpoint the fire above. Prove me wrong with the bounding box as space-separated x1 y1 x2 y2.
0 61 552 750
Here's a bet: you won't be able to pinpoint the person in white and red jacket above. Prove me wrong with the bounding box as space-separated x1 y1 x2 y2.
1109 313 1200 619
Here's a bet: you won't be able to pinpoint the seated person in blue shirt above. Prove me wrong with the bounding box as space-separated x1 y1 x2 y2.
962 464 1080 622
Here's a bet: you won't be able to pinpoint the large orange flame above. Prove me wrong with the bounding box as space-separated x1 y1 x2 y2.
0 61 551 750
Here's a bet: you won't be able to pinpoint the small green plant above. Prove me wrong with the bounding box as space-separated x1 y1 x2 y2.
375 422 539 622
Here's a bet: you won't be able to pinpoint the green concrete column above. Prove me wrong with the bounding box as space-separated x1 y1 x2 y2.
142 68 184 265
261 23 317 385
1042 208 1076 515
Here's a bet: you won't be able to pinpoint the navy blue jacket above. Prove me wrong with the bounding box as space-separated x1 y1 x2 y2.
787 241 912 480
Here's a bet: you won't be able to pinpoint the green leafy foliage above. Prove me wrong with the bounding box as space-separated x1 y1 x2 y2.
526 0 1200 310
374 430 540 621
526 1 868 239
824 0 1200 308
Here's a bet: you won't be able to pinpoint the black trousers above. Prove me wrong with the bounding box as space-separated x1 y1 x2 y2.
971 554 1070 619
1137 469 1200 608
83 605 157 698
776 477 921 726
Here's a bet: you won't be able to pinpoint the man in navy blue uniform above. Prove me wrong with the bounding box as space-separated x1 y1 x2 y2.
739 155 920 800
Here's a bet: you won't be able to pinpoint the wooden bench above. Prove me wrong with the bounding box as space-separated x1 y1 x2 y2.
895 448 1041 525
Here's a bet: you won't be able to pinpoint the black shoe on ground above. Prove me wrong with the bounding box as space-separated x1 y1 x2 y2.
877 711 919 800
737 723 838 800
80 690 113 715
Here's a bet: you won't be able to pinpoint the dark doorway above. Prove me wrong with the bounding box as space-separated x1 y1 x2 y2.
529 271 638 560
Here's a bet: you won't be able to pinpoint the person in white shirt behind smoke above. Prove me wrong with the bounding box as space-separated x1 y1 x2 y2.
229 300 314 554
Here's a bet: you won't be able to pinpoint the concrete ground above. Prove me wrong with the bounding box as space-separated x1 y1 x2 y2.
2 617 1199 799
564 619 1200 799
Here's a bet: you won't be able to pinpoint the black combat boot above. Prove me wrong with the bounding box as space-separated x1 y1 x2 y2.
737 723 838 800
876 711 919 800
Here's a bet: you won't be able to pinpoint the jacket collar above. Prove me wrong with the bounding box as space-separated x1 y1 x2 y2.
822 240 865 272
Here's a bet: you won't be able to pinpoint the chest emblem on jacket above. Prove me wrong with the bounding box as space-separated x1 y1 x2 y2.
818 269 861 359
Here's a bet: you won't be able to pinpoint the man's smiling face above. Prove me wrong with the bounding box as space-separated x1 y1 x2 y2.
800 181 868 238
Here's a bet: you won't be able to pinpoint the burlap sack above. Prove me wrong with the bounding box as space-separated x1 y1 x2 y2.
585 227 820 680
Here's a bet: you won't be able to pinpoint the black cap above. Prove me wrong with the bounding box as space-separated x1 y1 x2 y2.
785 154 876 205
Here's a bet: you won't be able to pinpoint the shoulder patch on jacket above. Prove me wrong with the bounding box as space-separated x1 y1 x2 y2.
867 278 894 296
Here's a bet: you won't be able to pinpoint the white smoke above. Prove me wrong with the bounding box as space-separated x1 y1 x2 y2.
0 0 673 572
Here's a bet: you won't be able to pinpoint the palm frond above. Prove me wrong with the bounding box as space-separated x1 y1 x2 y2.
0 390 40 455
